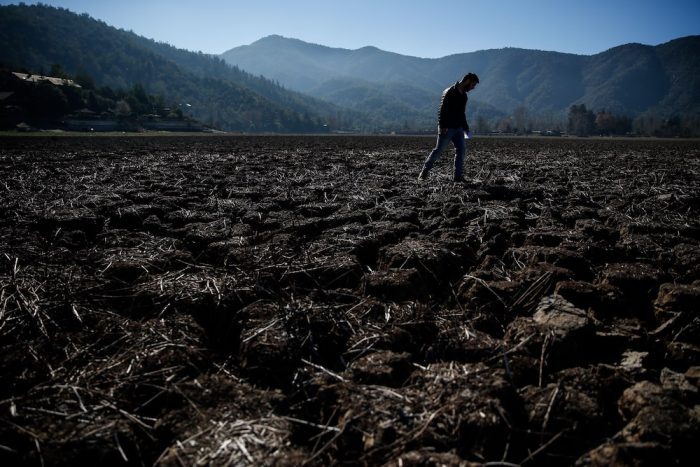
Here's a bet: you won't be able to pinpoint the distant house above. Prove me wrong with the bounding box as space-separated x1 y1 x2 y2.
11 72 82 88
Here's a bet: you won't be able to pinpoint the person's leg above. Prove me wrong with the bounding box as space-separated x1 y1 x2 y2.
451 129 466 180
419 131 452 177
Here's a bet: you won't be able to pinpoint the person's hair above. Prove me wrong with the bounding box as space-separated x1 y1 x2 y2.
461 73 480 84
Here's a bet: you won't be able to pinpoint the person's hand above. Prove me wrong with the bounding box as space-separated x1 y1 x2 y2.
439 127 448 135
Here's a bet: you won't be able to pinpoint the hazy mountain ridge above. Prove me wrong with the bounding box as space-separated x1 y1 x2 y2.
222 34 700 120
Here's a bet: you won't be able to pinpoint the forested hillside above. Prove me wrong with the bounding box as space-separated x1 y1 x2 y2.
0 4 345 132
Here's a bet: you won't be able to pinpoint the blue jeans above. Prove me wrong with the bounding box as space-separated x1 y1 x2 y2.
421 128 466 178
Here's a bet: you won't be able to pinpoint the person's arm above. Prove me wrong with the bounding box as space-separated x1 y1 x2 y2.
437 89 450 133
462 95 469 133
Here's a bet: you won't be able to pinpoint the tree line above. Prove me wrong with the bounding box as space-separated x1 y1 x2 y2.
568 104 699 137
472 104 699 138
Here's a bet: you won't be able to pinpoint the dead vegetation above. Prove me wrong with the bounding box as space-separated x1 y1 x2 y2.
1 135 699 466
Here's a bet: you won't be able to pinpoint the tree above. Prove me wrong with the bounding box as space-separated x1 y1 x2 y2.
568 104 595 136
74 71 95 90
475 115 491 134
27 81 68 119
595 110 615 135
87 90 113 113
49 63 67 78
657 116 682 137
513 106 529 135
114 99 131 117
496 117 513 133
125 83 150 115
633 114 662 136
612 114 632 135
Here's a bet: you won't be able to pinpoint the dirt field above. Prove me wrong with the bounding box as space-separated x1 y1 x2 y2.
1 135 699 466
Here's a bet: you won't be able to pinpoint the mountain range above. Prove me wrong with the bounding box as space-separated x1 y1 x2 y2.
1 4 698 133
221 34 700 124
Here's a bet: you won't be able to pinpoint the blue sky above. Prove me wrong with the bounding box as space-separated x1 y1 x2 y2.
3 0 699 57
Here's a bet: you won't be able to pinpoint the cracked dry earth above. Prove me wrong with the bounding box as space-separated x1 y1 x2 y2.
0 135 699 466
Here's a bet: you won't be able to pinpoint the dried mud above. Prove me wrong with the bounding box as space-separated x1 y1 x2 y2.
0 135 699 466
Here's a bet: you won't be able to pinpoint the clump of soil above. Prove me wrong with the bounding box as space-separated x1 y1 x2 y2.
0 135 698 465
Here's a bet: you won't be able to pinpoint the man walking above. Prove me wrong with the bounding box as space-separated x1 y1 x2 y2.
418 73 479 182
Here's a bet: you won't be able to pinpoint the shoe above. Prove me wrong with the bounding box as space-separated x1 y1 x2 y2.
417 170 429 181
453 176 465 183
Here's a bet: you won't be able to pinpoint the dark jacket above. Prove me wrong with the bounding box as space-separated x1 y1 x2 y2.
438 82 468 131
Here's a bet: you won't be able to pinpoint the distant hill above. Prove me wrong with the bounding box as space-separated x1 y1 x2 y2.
1 4 697 134
222 34 700 122
0 4 348 132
